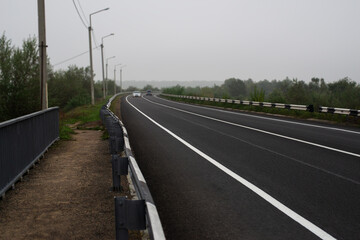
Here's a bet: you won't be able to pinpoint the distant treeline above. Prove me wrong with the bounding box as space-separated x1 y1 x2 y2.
1 32 360 122
163 77 360 109
0 34 120 122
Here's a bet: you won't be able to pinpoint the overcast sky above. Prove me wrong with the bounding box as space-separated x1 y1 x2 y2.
1 0 359 84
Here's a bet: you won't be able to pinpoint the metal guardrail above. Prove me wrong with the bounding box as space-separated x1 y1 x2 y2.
0 107 59 198
161 93 315 112
100 93 165 240
162 94 360 116
319 106 360 116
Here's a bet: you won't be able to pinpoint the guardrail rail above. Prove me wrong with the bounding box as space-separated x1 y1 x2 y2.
161 93 360 116
0 107 59 198
100 93 165 240
161 93 314 112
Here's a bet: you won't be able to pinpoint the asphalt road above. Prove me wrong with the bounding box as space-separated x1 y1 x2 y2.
121 94 360 240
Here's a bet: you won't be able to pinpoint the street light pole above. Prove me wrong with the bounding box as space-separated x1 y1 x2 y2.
88 7 109 105
106 56 115 96
101 33 114 99
120 68 123 93
37 0 48 109
114 63 122 95
119 65 126 93
114 67 116 95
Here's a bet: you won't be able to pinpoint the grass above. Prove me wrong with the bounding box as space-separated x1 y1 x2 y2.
59 97 110 140
161 95 360 126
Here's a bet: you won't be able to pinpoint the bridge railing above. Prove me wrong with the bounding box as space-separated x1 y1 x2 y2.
101 93 165 240
0 107 59 198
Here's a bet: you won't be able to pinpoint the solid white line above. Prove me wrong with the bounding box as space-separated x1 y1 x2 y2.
126 96 336 240
145 96 360 158
155 95 360 135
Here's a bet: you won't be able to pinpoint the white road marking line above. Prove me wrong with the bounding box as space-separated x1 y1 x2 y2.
126 96 336 240
155 95 360 135
145 96 360 158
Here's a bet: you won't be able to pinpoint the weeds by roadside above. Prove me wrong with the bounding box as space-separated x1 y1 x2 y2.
59 97 110 140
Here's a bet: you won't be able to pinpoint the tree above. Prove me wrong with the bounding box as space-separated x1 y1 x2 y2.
0 34 40 121
126 86 139 92
285 79 310 104
328 77 360 108
162 85 185 95
222 78 246 99
47 65 91 110
143 84 158 91
250 85 265 102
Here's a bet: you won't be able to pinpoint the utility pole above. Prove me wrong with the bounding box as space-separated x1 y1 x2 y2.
38 0 48 109
88 21 95 105
88 8 109 105
106 56 115 96
119 65 126 92
114 63 122 95
120 68 122 92
101 33 114 99
114 67 116 95
101 43 105 99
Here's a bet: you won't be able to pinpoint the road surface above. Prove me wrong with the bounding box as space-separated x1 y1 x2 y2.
121 94 360 240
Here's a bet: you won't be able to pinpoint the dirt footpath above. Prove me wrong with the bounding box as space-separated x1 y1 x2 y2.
0 129 125 239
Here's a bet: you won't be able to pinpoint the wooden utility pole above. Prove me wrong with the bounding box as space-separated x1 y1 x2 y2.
38 0 48 109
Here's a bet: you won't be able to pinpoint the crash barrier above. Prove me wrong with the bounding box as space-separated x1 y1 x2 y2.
161 93 360 116
0 107 59 198
161 93 314 112
318 106 360 116
100 93 165 240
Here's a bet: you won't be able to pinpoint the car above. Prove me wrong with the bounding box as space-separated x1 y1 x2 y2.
132 91 141 97
146 90 152 96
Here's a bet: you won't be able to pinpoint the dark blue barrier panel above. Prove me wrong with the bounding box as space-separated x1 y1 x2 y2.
0 107 59 197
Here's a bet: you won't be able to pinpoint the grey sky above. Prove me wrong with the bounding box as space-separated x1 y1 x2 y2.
1 0 359 84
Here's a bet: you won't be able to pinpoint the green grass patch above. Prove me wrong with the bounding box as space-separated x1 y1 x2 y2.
59 97 110 140
59 124 75 140
161 95 360 126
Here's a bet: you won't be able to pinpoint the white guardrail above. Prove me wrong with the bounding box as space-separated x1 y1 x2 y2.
161 93 360 117
101 93 166 240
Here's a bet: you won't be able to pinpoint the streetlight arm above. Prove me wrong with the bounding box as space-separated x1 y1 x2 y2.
115 63 123 69
90 7 109 17
89 7 110 29
101 33 114 44
106 56 116 64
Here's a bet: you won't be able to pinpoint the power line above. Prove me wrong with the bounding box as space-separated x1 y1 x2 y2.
53 47 99 66
53 50 88 66
77 0 89 26
72 0 87 29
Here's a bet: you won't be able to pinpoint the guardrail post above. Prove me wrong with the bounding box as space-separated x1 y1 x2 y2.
111 156 129 191
115 197 146 240
350 109 358 116
307 105 314 112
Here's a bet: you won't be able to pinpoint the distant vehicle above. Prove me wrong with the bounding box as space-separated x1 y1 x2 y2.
146 90 152 96
132 91 141 97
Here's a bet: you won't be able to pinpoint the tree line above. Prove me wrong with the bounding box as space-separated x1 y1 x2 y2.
1 33 359 122
163 77 360 110
0 34 120 122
